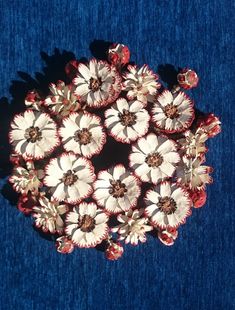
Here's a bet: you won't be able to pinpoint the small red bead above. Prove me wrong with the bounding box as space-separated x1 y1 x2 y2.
105 241 124 260
108 43 130 67
10 153 21 166
25 91 38 103
177 68 199 89
158 227 178 246
17 194 36 215
189 189 207 208
56 236 74 254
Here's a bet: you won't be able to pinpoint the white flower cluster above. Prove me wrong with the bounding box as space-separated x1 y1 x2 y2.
9 43 221 257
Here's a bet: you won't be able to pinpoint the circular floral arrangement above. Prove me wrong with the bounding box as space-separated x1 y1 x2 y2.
9 43 221 260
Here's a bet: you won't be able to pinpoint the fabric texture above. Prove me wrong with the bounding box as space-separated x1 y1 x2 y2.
0 0 234 309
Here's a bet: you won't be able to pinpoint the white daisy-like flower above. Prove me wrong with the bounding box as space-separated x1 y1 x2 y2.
93 164 141 214
112 209 153 245
123 64 161 105
145 181 191 229
44 81 81 117
129 133 180 184
9 164 41 195
104 98 150 143
32 196 68 234
9 110 59 160
59 112 106 158
152 90 195 133
73 59 121 108
65 202 109 248
178 128 208 157
176 156 213 190
44 152 95 204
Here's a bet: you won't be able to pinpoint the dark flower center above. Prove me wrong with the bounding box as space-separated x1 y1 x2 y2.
157 197 177 215
164 104 179 119
61 170 78 186
136 84 143 91
74 128 92 145
78 214 95 232
119 109 137 126
89 77 102 92
109 180 127 198
25 126 42 143
145 152 163 167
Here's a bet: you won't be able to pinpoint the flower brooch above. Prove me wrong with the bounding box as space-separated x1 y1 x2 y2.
9 43 221 260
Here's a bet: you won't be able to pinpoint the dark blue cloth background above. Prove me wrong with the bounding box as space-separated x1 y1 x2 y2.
0 1 234 309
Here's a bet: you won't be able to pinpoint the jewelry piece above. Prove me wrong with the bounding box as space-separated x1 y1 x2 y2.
9 43 221 260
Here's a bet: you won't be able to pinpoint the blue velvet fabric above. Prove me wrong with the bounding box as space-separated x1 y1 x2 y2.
0 1 234 309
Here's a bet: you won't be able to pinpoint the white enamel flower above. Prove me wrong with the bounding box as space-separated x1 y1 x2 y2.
44 152 96 204
93 164 141 214
73 59 121 108
44 81 81 117
104 98 150 143
59 112 106 158
176 156 213 190
123 64 161 105
129 133 180 184
178 128 208 157
65 202 109 248
9 164 41 195
112 209 153 245
32 196 68 234
152 90 195 133
9 110 59 160
145 181 191 229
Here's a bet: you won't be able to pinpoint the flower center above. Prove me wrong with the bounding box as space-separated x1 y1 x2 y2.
119 110 137 126
74 128 92 145
109 180 127 198
61 170 78 186
89 77 102 92
145 152 163 167
62 98 69 105
164 104 179 119
136 84 143 91
157 197 177 215
25 126 42 143
78 214 95 232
